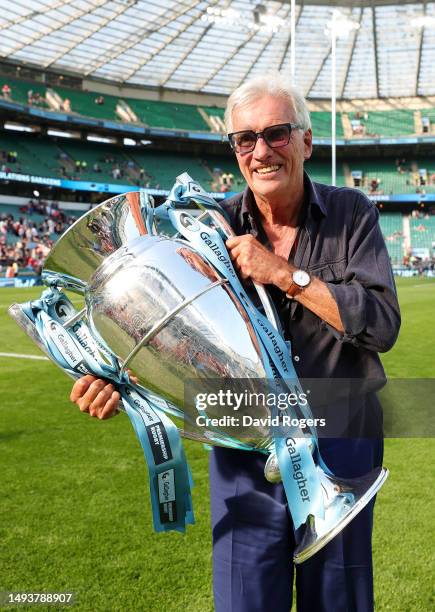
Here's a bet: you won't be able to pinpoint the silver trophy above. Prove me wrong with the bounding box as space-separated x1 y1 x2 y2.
10 176 388 563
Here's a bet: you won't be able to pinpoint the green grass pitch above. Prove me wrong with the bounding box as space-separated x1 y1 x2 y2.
0 278 434 611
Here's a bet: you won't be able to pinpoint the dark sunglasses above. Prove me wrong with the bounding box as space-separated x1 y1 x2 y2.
228 122 304 154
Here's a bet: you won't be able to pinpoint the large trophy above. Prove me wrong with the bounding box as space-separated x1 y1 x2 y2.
9 173 388 563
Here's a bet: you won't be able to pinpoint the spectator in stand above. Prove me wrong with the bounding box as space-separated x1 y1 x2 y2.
5 262 16 277
396 158 406 174
63 98 71 113
369 177 381 194
81 160 88 172
75 160 81 173
1 83 11 99
93 162 102 173
95 95 105 105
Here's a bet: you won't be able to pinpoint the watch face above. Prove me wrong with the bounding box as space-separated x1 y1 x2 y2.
293 270 310 287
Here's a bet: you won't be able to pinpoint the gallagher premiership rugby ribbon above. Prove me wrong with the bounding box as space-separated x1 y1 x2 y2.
18 288 194 533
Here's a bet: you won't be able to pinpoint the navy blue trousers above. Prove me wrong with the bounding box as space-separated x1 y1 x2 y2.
210 437 383 612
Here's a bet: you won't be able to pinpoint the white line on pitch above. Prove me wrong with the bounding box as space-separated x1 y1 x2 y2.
0 352 49 361
0 300 84 308
409 283 434 288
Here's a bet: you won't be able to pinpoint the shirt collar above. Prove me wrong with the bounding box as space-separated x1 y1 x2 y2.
239 170 327 224
305 172 327 217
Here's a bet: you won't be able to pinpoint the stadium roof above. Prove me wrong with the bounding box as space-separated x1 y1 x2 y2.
0 0 434 100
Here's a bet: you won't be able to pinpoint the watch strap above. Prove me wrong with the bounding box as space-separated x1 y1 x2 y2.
285 270 310 299
286 278 303 299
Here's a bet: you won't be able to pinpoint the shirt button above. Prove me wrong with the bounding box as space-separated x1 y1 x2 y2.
294 355 300 362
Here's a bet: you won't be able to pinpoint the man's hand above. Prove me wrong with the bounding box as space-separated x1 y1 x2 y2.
70 375 120 420
226 234 344 333
226 235 291 288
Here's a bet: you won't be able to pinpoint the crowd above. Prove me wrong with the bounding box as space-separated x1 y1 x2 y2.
0 199 76 277
401 254 435 274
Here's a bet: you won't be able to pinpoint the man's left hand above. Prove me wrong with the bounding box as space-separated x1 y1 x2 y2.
226 235 290 289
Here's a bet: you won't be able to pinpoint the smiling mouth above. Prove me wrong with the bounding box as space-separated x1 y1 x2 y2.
255 165 282 175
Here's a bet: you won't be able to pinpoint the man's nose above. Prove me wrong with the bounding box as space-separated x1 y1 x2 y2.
253 135 272 157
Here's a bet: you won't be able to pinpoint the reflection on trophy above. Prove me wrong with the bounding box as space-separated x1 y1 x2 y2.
9 174 388 563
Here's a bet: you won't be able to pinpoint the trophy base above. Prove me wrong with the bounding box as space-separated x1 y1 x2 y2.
293 466 388 564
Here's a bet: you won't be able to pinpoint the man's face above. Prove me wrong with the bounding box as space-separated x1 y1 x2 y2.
231 95 312 203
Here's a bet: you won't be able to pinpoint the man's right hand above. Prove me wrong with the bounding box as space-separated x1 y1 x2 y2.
70 375 120 420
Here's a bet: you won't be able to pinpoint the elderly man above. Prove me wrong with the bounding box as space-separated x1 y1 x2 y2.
70 75 400 611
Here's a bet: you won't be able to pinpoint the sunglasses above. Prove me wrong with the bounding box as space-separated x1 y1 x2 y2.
228 122 304 154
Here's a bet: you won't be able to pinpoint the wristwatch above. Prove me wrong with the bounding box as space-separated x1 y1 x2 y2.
285 269 311 299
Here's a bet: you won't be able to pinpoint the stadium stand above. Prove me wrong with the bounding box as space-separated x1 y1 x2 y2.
0 131 351 192
348 110 416 137
0 132 60 177
129 149 210 188
305 160 345 186
3 75 434 139
49 85 120 121
378 213 404 264
0 76 48 108
125 98 210 131
0 130 242 190
201 106 226 132
56 139 133 183
2 127 434 199
347 158 435 195
410 214 435 252
310 112 344 138
423 109 435 133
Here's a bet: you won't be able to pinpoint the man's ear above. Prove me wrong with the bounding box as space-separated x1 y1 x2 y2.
303 129 313 161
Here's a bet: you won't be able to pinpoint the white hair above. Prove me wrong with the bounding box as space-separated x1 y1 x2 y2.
224 73 311 133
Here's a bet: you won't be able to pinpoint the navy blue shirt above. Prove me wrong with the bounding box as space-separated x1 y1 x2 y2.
221 173 401 382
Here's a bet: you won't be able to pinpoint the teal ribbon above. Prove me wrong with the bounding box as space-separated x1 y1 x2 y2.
19 287 195 533
120 386 194 533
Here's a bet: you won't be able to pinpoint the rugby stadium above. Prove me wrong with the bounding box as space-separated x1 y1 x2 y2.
0 1 434 610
